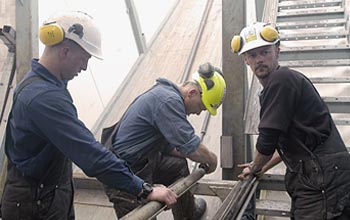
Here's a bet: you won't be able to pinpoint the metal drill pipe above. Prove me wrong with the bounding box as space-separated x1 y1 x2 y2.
212 176 257 220
120 167 207 220
191 111 211 173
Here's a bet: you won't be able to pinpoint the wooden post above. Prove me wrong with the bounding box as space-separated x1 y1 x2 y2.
16 0 38 83
221 0 246 180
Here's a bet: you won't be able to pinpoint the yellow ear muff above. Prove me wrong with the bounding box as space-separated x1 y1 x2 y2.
260 25 279 42
231 35 243 53
39 23 65 46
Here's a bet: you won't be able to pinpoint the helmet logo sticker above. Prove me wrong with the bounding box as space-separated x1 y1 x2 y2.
244 27 257 43
68 23 84 39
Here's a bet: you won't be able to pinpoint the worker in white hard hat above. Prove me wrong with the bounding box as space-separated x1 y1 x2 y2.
102 62 226 219
1 11 177 220
234 22 350 220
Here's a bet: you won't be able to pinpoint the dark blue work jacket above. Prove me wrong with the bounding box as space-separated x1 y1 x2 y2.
6 59 143 195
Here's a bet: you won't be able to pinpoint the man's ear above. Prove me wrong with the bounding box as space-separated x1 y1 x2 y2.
243 54 249 65
188 88 199 97
59 46 70 60
275 46 280 59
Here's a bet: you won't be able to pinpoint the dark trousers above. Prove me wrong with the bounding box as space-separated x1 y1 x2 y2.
1 160 75 220
104 152 196 219
333 207 350 220
286 152 350 220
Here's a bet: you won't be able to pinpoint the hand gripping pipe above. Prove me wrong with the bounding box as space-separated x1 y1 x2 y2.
120 166 207 220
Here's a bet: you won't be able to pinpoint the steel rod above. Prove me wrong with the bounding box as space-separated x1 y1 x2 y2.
212 177 257 220
120 167 206 220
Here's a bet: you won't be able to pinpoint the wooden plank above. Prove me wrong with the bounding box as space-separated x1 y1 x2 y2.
74 189 115 220
190 179 237 201
74 172 104 190
74 188 112 207
256 199 291 217
258 174 286 192
75 205 115 220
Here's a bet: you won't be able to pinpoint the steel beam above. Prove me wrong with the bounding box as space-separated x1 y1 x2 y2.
125 0 147 54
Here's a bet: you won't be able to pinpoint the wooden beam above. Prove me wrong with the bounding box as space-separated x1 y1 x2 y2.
15 0 38 83
221 0 247 180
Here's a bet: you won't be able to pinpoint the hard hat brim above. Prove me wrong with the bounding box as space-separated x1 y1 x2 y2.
238 39 279 55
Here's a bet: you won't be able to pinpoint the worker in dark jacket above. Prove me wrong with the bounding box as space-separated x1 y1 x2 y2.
233 22 350 220
1 11 177 220
104 62 226 219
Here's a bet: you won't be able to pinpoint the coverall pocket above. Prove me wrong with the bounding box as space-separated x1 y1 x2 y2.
38 183 73 220
1 184 33 220
1 200 32 220
316 152 350 218
285 161 326 220
323 153 350 214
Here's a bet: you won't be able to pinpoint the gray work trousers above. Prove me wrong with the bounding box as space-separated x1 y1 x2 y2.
104 152 196 219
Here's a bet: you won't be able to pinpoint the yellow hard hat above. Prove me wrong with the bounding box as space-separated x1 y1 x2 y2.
192 62 226 116
231 22 279 55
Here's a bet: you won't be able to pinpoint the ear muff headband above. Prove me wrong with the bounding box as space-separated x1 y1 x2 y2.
260 25 279 42
39 22 65 46
231 35 242 53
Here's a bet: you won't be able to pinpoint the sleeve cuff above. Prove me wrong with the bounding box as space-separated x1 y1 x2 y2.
177 135 201 155
127 175 144 196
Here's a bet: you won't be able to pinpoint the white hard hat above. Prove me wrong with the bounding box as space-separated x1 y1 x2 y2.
231 22 279 55
40 11 102 59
